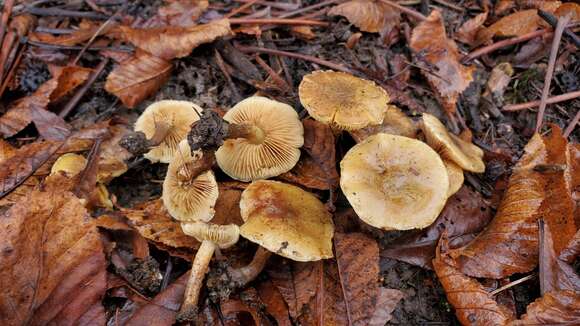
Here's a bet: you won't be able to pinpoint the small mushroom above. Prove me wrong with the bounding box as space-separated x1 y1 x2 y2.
349 105 418 142
162 140 219 222
421 113 485 173
444 160 464 197
298 70 390 130
215 96 304 181
340 134 449 230
177 222 240 320
120 100 203 163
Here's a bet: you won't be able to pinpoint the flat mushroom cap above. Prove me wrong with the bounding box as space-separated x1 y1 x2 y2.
298 70 390 130
421 113 485 173
444 160 464 197
163 140 219 223
350 105 418 142
239 180 334 262
135 100 202 163
216 97 304 182
180 222 240 249
340 134 449 230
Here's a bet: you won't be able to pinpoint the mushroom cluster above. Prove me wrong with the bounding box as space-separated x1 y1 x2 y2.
120 70 485 320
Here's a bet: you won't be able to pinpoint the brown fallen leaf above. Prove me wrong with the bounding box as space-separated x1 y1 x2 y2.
328 0 400 37
221 288 266 325
0 189 107 325
0 66 91 139
554 3 580 21
29 20 111 46
105 50 173 108
410 10 475 115
455 11 488 45
290 26 316 40
433 235 514 325
369 288 405 326
560 228 580 264
382 186 494 269
510 290 580 325
257 279 292 326
96 124 132 183
539 221 580 294
111 19 232 60
153 0 209 27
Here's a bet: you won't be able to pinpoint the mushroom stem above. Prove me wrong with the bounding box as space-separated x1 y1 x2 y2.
147 120 171 147
177 151 216 184
178 240 216 321
228 247 272 287
227 122 265 144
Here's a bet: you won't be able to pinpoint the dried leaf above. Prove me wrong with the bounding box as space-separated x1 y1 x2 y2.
368 288 405 326
433 236 514 325
257 280 292 326
112 19 231 60
97 124 132 183
510 290 580 325
267 260 318 320
105 50 172 108
554 3 580 21
560 228 580 264
410 10 475 114
29 21 110 46
290 26 316 40
328 0 400 36
156 0 209 27
476 10 540 45
455 11 488 45
539 221 580 294
382 186 494 269
0 190 107 325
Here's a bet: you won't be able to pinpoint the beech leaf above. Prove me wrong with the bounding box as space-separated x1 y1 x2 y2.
538 221 580 294
328 0 400 36
510 290 580 325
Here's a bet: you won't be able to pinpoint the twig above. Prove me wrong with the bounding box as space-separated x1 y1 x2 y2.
35 26 75 34
563 109 580 138
214 50 242 102
28 39 133 52
502 90 580 111
535 15 570 133
234 0 299 11
24 6 108 19
538 10 580 47
0 0 15 49
490 274 536 296
254 54 292 93
432 0 464 12
236 45 353 73
0 43 24 97
277 0 341 18
229 18 328 26
225 0 260 18
59 59 109 119
378 0 427 21
463 29 550 63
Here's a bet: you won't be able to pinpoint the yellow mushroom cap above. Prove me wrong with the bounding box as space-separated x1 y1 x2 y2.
421 113 485 173
162 140 219 223
340 134 449 230
298 70 390 130
215 97 304 182
50 153 87 177
350 105 418 142
444 160 464 197
239 180 334 262
135 100 203 163
180 222 240 249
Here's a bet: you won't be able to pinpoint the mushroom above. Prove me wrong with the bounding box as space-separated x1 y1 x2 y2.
349 105 418 142
298 70 390 130
421 113 485 173
120 100 203 163
444 160 464 197
177 222 240 320
162 140 219 223
340 133 449 230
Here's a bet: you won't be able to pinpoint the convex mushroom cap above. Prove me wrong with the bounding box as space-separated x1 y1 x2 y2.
350 105 418 142
135 100 203 163
444 160 464 197
421 113 485 173
340 134 449 230
299 70 390 130
216 97 304 182
163 140 219 222
239 180 334 261
181 222 240 249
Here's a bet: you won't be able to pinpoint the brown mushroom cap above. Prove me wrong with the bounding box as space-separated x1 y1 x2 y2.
298 70 390 130
350 105 418 142
340 134 449 230
421 113 485 173
135 100 202 163
444 160 464 197
215 97 304 182
163 140 219 223
180 222 240 249
239 180 334 262
50 153 87 177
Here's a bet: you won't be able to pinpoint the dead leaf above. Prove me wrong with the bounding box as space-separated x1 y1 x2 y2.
299 119 339 188
30 20 111 46
221 293 264 325
368 288 405 326
560 228 580 264
267 260 319 319
111 19 232 60
291 26 316 40
539 221 580 294
455 11 488 45
476 9 541 45
156 0 209 27
410 10 475 114
0 190 107 325
433 235 514 325
97 124 132 183
382 186 494 269
554 3 580 21
328 0 400 37
510 290 580 325
105 50 172 108
257 280 292 326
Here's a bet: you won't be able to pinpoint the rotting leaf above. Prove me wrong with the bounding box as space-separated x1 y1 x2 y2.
257 279 292 326
0 190 107 325
267 260 319 319
382 186 494 269
410 10 475 115
29 20 111 46
560 228 580 264
539 221 580 294
510 290 580 325
328 0 400 37
433 235 514 325
111 19 232 60
105 50 172 108
97 124 132 183
455 11 488 45
368 288 405 326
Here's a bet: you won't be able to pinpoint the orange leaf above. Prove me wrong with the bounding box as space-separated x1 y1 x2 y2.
328 0 400 35
476 10 541 45
455 11 488 45
539 221 580 294
510 290 580 325
105 50 172 108
410 10 475 114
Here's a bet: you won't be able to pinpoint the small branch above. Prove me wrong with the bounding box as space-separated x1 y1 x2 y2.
254 54 292 93
490 274 536 296
538 10 580 47
24 6 109 19
432 0 464 12
229 18 328 26
214 50 242 102
564 109 580 138
225 0 260 19
378 0 427 21
59 59 109 118
0 0 15 49
502 90 580 111
28 39 133 52
535 15 570 133
277 0 341 18
463 29 550 63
